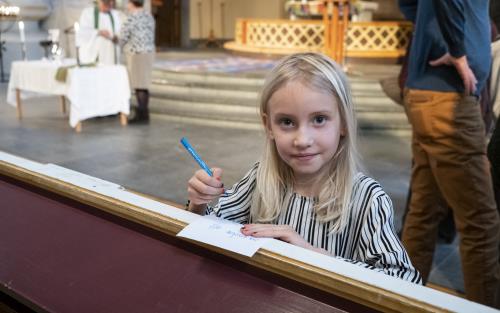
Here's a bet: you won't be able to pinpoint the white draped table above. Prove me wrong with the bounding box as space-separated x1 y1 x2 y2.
7 60 131 132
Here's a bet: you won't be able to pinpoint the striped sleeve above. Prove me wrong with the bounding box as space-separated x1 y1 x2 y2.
352 192 422 284
205 163 258 224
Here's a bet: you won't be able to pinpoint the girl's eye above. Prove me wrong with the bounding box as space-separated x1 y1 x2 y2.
279 118 294 128
313 115 328 125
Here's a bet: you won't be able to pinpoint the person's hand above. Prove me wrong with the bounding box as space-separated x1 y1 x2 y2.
429 53 477 95
241 224 328 254
187 168 224 212
98 30 112 40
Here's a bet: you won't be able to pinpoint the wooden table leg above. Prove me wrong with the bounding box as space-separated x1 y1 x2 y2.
75 122 82 133
120 113 128 126
15 88 22 120
60 96 66 115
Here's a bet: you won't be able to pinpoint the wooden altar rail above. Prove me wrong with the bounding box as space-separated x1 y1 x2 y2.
323 0 349 64
224 18 413 59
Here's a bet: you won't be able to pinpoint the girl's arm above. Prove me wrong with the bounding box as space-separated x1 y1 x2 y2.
240 224 330 255
353 194 423 284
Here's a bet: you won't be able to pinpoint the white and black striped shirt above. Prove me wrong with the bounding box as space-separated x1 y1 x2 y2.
206 163 422 284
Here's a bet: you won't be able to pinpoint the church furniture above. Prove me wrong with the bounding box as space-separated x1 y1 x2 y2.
0 151 494 313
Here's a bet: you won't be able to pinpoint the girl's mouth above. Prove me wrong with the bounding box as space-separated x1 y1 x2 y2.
292 153 317 161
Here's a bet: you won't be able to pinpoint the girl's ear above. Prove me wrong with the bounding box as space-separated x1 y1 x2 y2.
340 126 347 137
262 113 274 139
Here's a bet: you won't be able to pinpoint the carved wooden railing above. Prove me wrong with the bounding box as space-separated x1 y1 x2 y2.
224 18 412 59
323 0 349 64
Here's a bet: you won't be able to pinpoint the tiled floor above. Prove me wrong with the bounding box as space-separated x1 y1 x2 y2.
0 53 464 294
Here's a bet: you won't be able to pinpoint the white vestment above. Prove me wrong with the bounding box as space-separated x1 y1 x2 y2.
77 7 122 65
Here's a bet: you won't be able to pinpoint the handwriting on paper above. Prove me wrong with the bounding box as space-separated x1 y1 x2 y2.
177 215 268 257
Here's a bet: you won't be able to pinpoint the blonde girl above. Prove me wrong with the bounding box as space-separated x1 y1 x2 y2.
187 52 421 283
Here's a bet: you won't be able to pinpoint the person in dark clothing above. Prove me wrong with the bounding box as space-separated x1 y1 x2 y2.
399 0 500 307
488 23 500 223
491 0 500 32
489 121 500 208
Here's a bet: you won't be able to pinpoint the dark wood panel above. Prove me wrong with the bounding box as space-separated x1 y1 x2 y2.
0 174 377 313
154 0 182 47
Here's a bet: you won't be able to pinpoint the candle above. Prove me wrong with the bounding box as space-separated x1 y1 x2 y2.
74 22 80 47
18 21 25 43
74 22 81 66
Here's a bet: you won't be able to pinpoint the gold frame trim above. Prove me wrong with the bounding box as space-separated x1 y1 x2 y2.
0 159 450 313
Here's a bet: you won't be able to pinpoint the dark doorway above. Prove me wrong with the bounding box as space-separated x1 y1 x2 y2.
153 0 182 48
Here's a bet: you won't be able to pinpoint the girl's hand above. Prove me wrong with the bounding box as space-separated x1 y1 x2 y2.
240 224 329 255
187 168 224 213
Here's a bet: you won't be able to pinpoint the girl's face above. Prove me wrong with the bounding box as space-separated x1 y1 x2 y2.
264 81 345 184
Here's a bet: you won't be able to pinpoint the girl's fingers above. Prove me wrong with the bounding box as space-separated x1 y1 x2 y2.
195 169 224 188
241 224 290 238
212 168 223 183
189 176 224 196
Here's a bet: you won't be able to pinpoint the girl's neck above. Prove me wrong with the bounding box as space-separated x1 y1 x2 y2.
293 175 324 198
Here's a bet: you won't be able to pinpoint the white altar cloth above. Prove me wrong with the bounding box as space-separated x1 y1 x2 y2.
7 59 130 127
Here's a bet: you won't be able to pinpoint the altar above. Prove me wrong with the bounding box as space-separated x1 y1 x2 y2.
7 59 131 132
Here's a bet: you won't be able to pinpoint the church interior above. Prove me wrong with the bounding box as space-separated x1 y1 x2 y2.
1 1 499 312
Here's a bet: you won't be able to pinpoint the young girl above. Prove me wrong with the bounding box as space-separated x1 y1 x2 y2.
187 52 422 284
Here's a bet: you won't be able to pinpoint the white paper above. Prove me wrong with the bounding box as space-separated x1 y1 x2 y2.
177 215 269 257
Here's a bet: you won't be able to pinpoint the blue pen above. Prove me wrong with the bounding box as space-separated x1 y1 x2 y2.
180 137 213 176
181 137 226 195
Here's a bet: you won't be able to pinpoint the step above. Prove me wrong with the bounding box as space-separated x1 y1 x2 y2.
356 111 410 129
151 70 264 88
152 69 388 93
151 79 388 99
353 96 403 111
149 98 409 130
148 67 407 131
149 84 258 106
149 98 260 123
150 84 399 110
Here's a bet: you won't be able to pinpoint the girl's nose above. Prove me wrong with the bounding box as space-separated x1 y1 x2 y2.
293 129 313 148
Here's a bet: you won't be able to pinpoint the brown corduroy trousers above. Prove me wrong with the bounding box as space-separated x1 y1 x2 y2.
402 89 500 307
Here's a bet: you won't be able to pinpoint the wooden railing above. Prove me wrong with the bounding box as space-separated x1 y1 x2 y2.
224 18 412 59
323 0 349 64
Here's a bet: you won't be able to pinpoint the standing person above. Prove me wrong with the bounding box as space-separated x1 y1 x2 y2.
119 0 155 124
186 53 422 283
78 0 122 65
399 0 500 306
489 29 500 215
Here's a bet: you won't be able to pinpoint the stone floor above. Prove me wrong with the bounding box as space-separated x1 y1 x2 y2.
0 51 463 294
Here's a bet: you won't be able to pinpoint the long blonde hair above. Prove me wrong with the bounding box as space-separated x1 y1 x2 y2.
251 52 360 233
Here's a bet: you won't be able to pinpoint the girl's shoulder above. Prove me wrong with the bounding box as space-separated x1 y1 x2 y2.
231 162 259 187
247 162 260 176
351 172 389 202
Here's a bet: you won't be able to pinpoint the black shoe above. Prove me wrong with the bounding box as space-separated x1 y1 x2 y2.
128 109 149 124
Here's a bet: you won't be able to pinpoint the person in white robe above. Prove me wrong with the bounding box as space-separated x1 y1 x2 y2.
77 0 122 65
